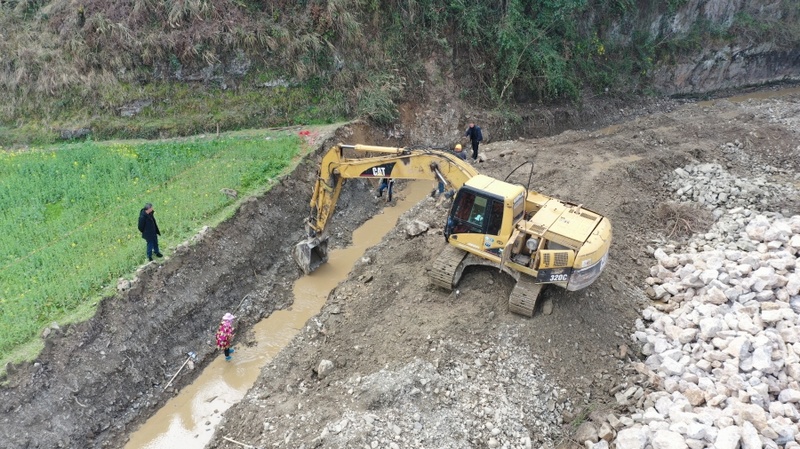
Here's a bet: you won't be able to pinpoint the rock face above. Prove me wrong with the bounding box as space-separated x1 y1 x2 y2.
602 0 800 95
652 46 800 96
612 162 800 448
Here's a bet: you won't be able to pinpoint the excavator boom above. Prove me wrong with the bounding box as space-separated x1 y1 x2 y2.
294 144 479 273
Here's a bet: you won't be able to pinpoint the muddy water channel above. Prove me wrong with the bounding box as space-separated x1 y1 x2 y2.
125 181 430 449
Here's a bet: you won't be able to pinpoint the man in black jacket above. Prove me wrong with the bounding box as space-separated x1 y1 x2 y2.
464 122 483 161
138 203 162 261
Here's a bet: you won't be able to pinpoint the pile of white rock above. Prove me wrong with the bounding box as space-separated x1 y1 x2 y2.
599 164 800 449
666 162 796 219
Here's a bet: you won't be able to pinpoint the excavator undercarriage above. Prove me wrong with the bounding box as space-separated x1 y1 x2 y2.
427 244 542 317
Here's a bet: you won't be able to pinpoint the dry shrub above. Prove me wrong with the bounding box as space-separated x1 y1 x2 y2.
0 0 383 123
654 201 713 239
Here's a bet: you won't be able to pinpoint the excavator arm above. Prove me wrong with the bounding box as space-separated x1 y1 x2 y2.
295 144 479 273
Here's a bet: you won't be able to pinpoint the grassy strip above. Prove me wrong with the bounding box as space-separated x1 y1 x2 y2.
0 130 308 362
0 80 348 147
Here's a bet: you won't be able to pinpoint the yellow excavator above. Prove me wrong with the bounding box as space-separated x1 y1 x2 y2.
294 144 612 316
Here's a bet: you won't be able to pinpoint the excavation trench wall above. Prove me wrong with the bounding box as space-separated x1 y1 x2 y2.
0 124 390 449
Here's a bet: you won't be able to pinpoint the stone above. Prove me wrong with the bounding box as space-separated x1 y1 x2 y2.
731 402 769 431
59 127 92 140
761 305 794 322
751 345 773 371
714 425 741 449
787 273 800 296
765 221 792 242
607 413 622 430
683 387 705 406
684 422 706 440
699 317 723 340
751 266 779 291
575 421 599 443
779 389 800 403
654 248 672 264
542 298 554 315
724 336 751 359
740 421 760 449
737 313 761 335
746 215 771 241
652 429 687 449
705 287 728 305
678 328 698 344
643 407 663 423
220 188 238 198
316 359 335 379
724 286 744 301
661 357 685 376
684 439 705 449
615 427 648 449
700 269 719 284
117 278 132 292
650 285 669 300
598 422 614 441
404 219 430 237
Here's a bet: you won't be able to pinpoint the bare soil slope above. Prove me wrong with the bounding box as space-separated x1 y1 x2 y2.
208 94 800 448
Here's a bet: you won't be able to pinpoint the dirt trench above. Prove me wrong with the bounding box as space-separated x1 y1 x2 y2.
0 124 395 449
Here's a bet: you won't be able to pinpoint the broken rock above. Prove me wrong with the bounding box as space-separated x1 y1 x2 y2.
317 359 335 379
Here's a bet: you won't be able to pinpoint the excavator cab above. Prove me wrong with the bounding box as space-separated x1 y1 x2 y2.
444 176 525 246
445 188 505 238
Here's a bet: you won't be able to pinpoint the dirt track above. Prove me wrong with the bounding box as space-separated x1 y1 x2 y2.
1 90 799 449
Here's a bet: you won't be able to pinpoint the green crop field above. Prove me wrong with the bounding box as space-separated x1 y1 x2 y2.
0 131 304 360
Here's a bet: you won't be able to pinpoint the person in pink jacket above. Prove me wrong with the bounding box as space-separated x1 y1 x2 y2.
216 313 236 361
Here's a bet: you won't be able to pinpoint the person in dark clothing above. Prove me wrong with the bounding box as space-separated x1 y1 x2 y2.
138 203 162 261
376 178 394 202
464 122 483 161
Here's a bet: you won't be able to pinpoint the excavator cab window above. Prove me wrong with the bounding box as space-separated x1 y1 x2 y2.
447 188 504 236
487 201 504 235
467 196 487 226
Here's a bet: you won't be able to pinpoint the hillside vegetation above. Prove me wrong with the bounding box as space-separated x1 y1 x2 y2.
3 0 798 146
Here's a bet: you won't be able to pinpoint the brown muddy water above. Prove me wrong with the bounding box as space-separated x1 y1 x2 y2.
124 181 431 449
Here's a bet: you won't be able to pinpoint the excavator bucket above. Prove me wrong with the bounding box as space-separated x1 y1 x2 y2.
293 237 329 274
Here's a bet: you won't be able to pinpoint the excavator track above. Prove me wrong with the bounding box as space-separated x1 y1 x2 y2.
508 276 543 317
428 244 468 290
